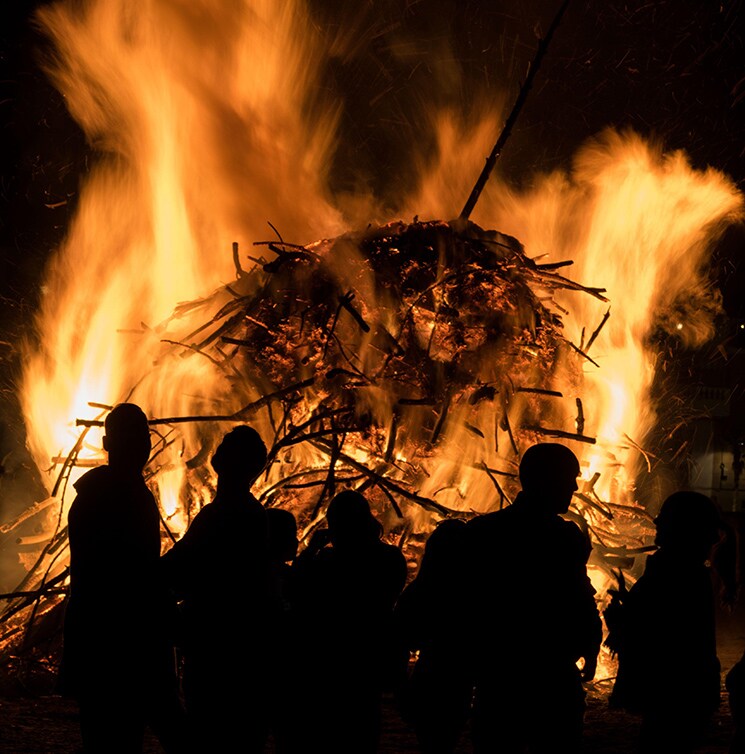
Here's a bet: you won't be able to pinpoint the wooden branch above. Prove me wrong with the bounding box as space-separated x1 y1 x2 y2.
311 440 454 516
531 267 609 302
516 387 563 397
431 395 451 444
0 498 58 537
338 292 371 333
573 491 614 520
0 587 67 601
566 340 601 368
232 241 244 278
459 0 572 220
481 461 513 509
464 422 485 438
523 425 597 444
585 307 611 352
0 569 69 625
575 398 585 436
78 379 317 429
535 260 573 271
623 433 656 473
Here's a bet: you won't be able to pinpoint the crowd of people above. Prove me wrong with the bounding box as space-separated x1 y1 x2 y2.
60 403 744 753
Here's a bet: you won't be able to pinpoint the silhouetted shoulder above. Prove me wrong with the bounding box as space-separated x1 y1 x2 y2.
379 541 408 592
465 510 506 546
466 510 502 532
68 467 112 518
555 517 592 562
68 465 159 549
72 465 111 494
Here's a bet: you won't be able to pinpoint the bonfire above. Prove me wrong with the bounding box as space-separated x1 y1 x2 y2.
1 0 742 688
0 214 657 673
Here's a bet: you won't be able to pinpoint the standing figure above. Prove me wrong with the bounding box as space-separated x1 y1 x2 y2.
393 518 472 754
265 507 301 753
467 443 601 754
608 491 726 752
295 490 408 753
161 425 269 753
60 403 186 754
727 650 745 754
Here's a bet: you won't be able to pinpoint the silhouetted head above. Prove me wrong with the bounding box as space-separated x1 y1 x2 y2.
519 443 580 514
654 491 722 560
211 425 267 488
267 508 298 563
103 403 151 474
326 490 381 549
417 518 467 581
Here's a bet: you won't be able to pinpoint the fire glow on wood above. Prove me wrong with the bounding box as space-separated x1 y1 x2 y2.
1 0 743 672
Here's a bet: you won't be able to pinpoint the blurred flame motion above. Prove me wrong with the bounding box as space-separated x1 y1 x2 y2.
12 0 744 671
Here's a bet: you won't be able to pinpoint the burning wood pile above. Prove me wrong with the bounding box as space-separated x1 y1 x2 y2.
0 217 655 675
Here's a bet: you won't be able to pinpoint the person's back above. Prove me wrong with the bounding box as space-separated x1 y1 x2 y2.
265 507 300 753
394 519 471 754
296 490 407 754
468 499 595 667
466 443 600 754
161 425 270 752
62 403 185 754
609 491 724 752
164 491 267 642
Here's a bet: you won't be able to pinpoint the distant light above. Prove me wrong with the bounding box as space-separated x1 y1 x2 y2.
740 324 745 330
675 323 684 331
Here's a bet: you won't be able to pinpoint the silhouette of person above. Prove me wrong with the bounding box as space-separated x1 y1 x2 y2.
265 507 301 753
266 507 299 614
393 518 472 754
60 402 186 754
727 651 745 754
160 425 269 753
294 490 408 754
608 491 727 753
466 442 601 754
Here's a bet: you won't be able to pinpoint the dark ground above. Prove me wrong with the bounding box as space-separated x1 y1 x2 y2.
0 677 737 753
0 601 743 754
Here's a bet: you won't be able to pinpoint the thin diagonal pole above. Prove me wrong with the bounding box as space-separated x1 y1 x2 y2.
459 0 571 221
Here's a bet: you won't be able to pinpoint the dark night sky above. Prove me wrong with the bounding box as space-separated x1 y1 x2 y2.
0 0 743 488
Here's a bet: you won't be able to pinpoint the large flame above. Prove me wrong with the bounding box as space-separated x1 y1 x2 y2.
14 0 744 642
23 0 343 483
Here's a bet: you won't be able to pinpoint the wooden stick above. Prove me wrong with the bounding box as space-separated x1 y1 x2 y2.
585 308 611 352
516 387 563 397
338 292 371 333
232 241 244 278
481 461 512 509
523 425 597 444
566 340 601 368
459 0 572 220
575 398 585 436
